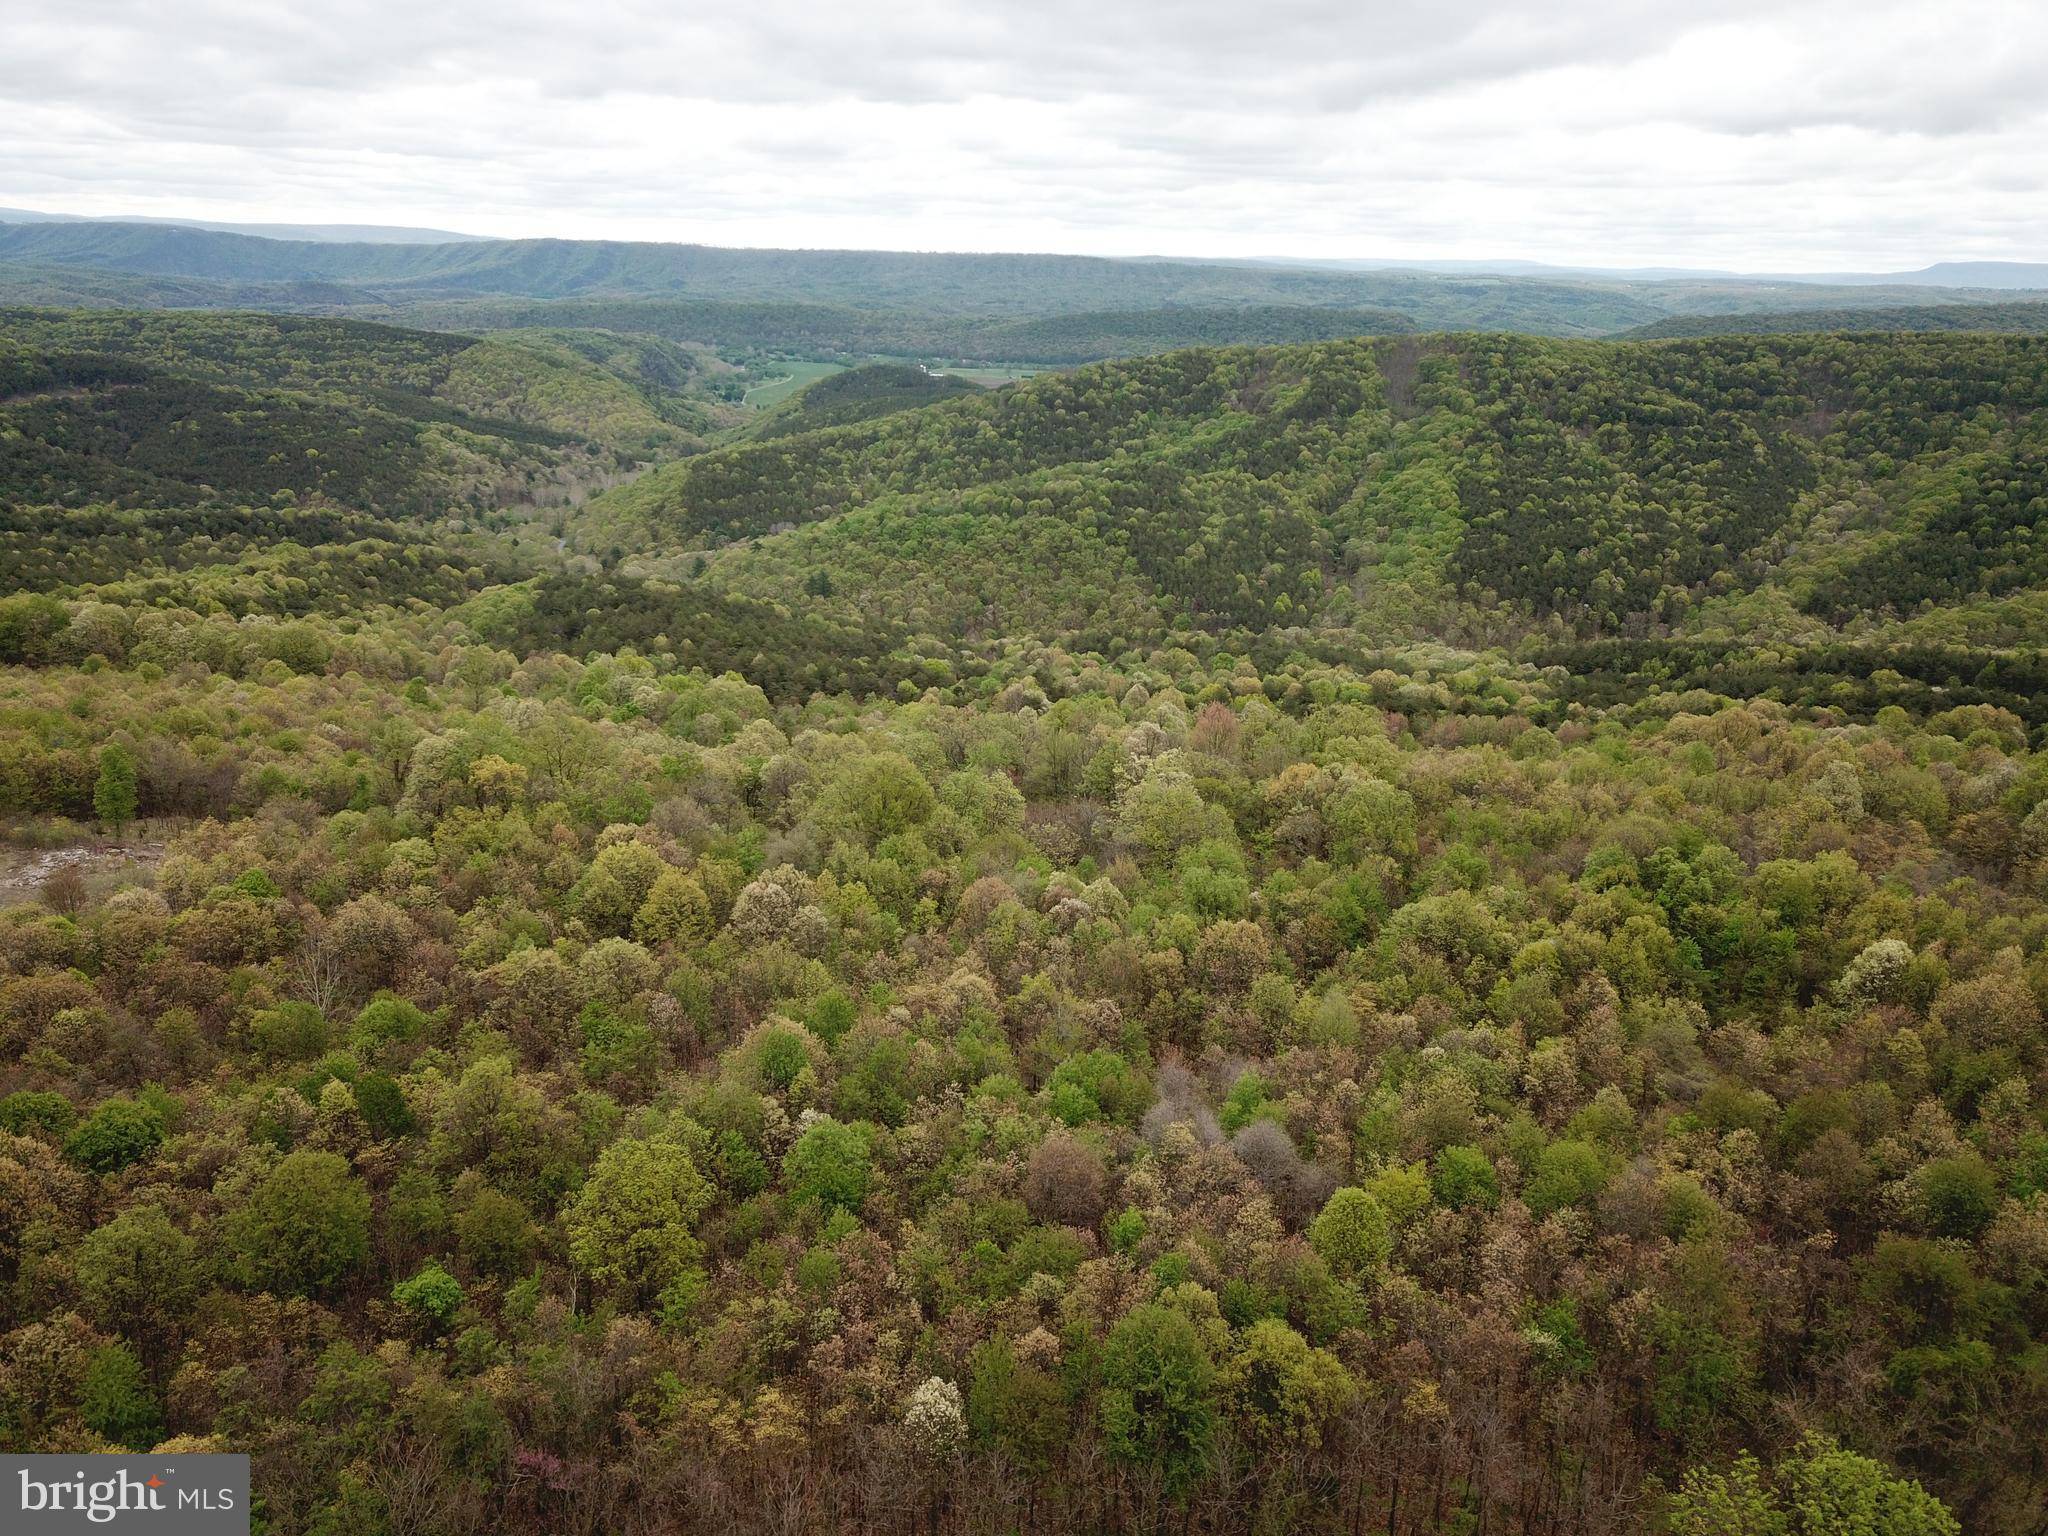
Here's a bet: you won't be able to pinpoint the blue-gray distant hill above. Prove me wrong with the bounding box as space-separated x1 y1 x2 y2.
1803 260 2048 290
1623 301 2048 338
0 206 485 243
5 221 2043 342
396 298 1419 364
0 221 1652 328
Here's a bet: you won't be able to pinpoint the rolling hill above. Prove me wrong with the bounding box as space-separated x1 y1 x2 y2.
0 308 735 516
1624 302 2048 338
752 363 984 438
395 298 1422 365
582 330 2048 718
0 206 485 243
8 310 2046 724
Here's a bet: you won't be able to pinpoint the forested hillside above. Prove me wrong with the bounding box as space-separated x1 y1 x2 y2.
0 309 735 515
754 365 984 438
584 332 2048 718
396 299 1422 366
1626 302 2048 339
1 313 2044 1536
0 262 368 312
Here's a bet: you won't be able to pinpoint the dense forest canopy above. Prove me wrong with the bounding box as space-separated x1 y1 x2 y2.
391 300 1424 368
586 332 2048 704
1624 302 2048 339
1 304 2045 1536
0 309 747 520
751 365 986 439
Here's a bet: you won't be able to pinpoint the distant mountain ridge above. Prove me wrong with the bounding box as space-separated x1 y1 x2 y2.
1624 301 2048 338
1811 260 2048 289
2 219 2042 345
0 205 485 244
1231 255 2048 289
0 223 1673 330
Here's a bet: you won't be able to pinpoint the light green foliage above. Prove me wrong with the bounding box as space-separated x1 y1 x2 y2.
1218 1317 1354 1449
783 1119 873 1212
633 868 712 945
249 1001 329 1062
225 1149 372 1296
1781 1436 1961 1536
1668 1452 1787 1536
1431 1145 1499 1210
812 753 936 844
1526 1140 1616 1217
393 1263 465 1332
566 1134 713 1295
1043 1051 1147 1127
751 1023 813 1090
1325 774 1418 865
440 332 713 454
573 841 668 938
93 743 138 833
1219 1070 1274 1136
579 1002 658 1089
79 1343 160 1450
1670 1437 1961 1536
1177 839 1250 920
940 768 1026 837
1116 766 1230 866
807 989 858 1045
1309 1187 1392 1280
75 1206 200 1341
352 995 429 1051
1363 1161 1433 1228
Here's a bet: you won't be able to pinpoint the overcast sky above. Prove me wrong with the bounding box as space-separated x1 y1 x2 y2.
5 0 2044 267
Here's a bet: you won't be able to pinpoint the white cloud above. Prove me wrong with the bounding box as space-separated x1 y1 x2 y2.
2 0 2043 267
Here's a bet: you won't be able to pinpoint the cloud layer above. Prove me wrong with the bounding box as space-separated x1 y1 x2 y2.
5 1 2044 266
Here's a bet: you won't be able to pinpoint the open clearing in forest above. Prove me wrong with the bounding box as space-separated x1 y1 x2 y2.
928 364 1047 385
741 360 847 408
0 833 165 898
